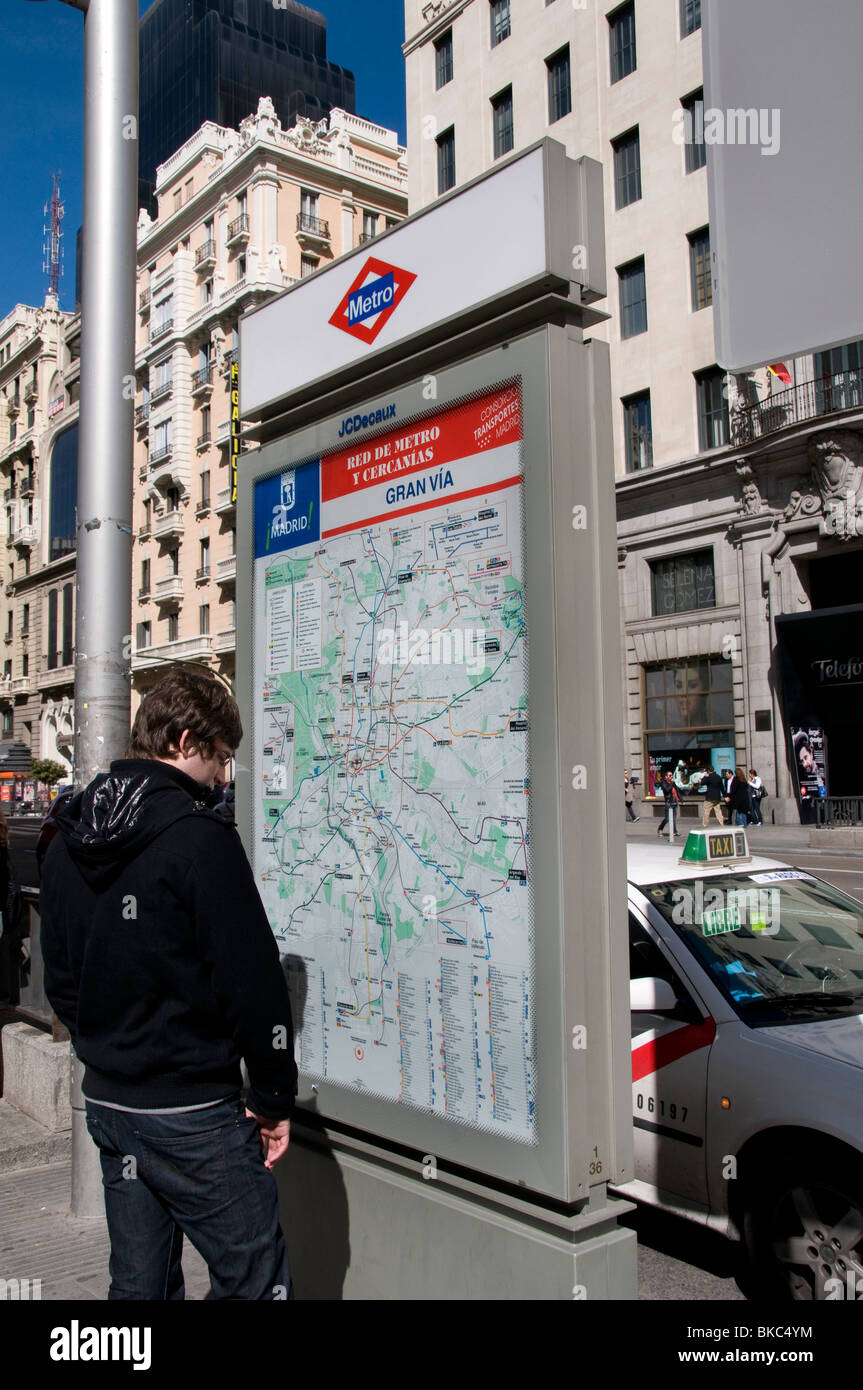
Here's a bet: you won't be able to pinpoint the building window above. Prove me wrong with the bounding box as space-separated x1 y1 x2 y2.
50 422 77 562
609 2 636 83
167 612 179 643
152 419 172 459
362 210 378 241
167 485 180 512
680 0 701 36
491 87 514 159
546 45 571 123
650 550 716 617
201 279 213 307
623 390 652 471
21 652 28 677
437 127 456 195
200 470 210 508
200 604 210 637
200 536 210 576
612 128 642 208
141 558 151 594
47 589 58 670
136 621 151 650
681 90 707 173
200 404 211 442
300 255 318 278
169 545 180 577
490 0 511 47
814 340 863 413
236 255 246 283
2 709 11 737
644 657 734 792
21 603 29 636
300 190 318 224
618 257 647 338
696 367 730 450
688 227 712 310
435 28 453 87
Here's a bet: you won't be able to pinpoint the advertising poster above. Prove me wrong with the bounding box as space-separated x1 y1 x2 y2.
790 725 828 815
251 384 535 1143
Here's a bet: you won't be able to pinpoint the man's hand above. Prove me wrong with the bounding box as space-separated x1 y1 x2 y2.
245 1111 290 1169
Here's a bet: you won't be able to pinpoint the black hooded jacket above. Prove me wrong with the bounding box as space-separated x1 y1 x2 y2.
40 759 297 1119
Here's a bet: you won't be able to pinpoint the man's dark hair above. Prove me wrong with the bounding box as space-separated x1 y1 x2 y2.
128 669 242 760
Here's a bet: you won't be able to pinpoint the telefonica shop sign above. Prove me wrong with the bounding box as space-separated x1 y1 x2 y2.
811 657 863 686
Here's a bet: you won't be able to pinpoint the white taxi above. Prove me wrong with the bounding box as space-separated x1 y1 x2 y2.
615 828 863 1301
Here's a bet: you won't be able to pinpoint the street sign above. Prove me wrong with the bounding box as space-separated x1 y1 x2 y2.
704 0 863 371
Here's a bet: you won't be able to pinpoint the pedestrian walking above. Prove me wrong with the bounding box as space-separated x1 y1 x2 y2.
625 770 640 822
748 769 764 825
657 771 680 838
728 767 754 827
40 670 297 1301
700 766 727 828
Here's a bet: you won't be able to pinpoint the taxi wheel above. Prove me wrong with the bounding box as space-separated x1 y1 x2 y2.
743 1155 863 1301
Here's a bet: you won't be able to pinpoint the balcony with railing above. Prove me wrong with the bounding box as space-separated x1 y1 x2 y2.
732 369 863 446
150 379 172 405
19 472 34 497
11 524 38 548
38 661 75 691
196 430 211 451
216 554 236 585
296 212 330 245
194 239 217 271
195 565 211 584
23 380 38 406
153 508 183 541
5 395 20 418
191 365 214 395
226 214 250 246
359 230 378 245
133 634 213 669
149 318 174 343
155 574 184 604
10 676 32 697
150 443 173 467
135 403 150 429
214 627 236 654
215 487 236 516
221 350 236 376
138 289 151 314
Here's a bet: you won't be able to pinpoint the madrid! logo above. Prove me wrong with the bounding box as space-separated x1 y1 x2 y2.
329 257 417 345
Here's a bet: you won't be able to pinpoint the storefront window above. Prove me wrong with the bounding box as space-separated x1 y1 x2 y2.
650 549 715 615
644 656 734 794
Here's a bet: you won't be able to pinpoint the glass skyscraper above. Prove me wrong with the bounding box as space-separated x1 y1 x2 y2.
138 0 357 210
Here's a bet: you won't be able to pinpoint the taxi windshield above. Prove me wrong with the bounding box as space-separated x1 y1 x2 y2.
644 870 863 1026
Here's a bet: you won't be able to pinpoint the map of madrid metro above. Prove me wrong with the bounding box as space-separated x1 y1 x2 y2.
252 384 535 1142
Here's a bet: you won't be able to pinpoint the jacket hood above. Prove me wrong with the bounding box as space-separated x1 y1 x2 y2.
54 759 211 889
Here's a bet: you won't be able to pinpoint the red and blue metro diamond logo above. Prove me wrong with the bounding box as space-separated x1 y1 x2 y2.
328 256 417 345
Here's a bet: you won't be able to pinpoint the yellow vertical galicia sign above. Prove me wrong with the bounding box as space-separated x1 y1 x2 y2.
230 361 240 503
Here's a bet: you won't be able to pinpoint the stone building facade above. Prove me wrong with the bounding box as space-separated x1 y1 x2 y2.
618 375 863 822
0 298 80 776
132 99 408 699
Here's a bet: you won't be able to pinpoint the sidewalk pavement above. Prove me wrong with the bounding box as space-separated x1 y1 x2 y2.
0 1101 210 1300
624 808 859 857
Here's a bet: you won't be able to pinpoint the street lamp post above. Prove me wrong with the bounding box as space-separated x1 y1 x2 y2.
25 0 138 1218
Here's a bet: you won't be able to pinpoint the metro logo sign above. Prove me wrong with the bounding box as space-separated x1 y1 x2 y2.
329 257 417 345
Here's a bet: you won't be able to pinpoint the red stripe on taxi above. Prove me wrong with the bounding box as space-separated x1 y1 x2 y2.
631 1016 716 1082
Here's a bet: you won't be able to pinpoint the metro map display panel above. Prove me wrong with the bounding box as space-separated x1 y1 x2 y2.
252 384 535 1142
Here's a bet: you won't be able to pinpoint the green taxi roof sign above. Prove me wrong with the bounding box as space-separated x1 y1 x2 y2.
680 828 751 866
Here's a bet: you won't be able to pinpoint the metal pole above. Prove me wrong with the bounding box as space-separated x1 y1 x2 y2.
70 0 138 1218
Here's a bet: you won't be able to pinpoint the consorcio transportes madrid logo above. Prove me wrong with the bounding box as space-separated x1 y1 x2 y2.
328 256 417 345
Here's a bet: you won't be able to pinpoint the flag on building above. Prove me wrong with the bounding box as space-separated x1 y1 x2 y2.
767 363 792 384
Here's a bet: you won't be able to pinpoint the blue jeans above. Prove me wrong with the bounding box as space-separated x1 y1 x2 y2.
735 811 749 827
85 1096 292 1300
658 804 678 834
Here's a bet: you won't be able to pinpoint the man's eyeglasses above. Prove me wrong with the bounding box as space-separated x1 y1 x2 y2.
213 749 233 768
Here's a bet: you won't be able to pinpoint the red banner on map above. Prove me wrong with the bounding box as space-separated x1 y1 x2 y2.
322 383 522 503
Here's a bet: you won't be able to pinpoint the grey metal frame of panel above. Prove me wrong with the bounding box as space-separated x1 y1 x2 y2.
236 326 630 1207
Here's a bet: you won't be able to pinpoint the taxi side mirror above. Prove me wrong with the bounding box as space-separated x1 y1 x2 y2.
630 977 678 1013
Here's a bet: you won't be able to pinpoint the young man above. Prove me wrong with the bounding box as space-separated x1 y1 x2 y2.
41 670 297 1301
701 765 727 827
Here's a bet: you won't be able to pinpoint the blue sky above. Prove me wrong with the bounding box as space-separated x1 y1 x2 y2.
0 0 407 316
